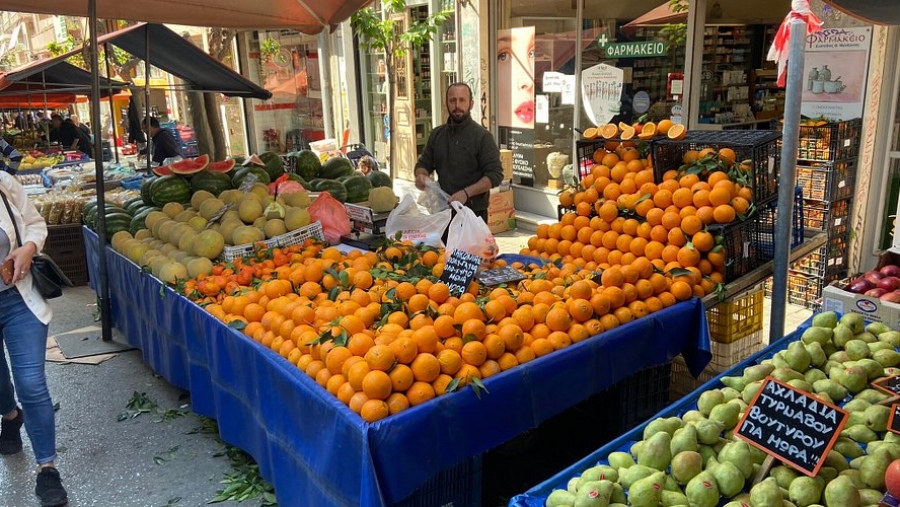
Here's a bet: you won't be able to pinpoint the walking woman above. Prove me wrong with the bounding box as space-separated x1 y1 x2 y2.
0 171 67 506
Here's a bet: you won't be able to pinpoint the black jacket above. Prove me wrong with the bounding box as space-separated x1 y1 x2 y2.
151 128 182 165
416 116 504 212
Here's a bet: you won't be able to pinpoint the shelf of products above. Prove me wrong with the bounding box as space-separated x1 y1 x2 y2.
699 25 758 125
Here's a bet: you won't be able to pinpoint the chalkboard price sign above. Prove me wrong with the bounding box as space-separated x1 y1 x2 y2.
888 404 900 436
872 374 900 397
477 266 525 286
735 377 848 477
439 250 483 297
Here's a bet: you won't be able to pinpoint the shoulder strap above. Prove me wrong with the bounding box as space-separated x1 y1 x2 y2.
0 190 23 248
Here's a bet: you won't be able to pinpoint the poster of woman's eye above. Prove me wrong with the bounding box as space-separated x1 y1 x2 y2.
497 27 535 130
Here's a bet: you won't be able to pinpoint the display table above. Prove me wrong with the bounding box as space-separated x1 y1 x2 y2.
83 227 712 506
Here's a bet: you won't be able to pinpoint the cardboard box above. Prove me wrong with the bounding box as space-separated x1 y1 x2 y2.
488 190 515 234
822 282 900 329
500 149 514 182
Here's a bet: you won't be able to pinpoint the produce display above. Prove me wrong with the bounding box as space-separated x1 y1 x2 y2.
540 311 900 506
838 264 900 303
31 191 91 225
582 121 687 142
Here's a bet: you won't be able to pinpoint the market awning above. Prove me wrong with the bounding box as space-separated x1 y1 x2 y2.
49 23 272 100
823 0 900 25
0 59 126 97
0 0 374 34
621 2 687 33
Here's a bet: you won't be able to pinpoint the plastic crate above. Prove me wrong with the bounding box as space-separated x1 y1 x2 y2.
795 158 857 201
43 224 88 286
758 187 804 261
706 285 765 344
765 268 847 311
790 233 850 280
597 362 672 437
708 212 763 282
803 198 851 237
670 330 764 400
221 221 324 262
797 118 862 162
391 455 482 507
652 130 782 206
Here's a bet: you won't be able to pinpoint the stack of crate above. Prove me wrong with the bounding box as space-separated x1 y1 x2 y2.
765 119 861 310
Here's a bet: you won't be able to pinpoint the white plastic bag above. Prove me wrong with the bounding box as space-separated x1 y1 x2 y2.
417 179 451 214
385 195 451 248
445 201 499 267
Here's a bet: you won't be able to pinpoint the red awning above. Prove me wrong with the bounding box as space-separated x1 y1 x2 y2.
0 0 374 34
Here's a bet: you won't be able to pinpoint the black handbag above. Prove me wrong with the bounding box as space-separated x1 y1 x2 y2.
0 190 72 299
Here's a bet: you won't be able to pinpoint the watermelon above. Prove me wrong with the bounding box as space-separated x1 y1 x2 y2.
293 149 321 180
259 151 285 180
232 166 271 188
343 174 373 203
319 157 354 179
150 176 192 206
316 180 348 203
122 197 146 213
104 213 135 238
367 171 392 189
129 209 156 235
152 165 173 177
206 160 236 173
191 170 233 196
307 178 325 191
286 173 309 189
170 154 210 175
140 177 156 204
232 156 246 166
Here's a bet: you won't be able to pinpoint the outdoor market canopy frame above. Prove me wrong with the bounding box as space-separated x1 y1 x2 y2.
0 59 126 98
0 0 374 34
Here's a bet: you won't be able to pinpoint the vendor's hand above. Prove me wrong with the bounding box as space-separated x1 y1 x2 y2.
414 171 429 190
6 241 36 284
449 190 468 205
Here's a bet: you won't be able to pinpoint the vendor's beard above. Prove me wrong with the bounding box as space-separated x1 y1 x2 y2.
449 110 470 124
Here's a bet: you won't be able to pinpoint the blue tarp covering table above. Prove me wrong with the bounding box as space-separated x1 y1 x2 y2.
83 226 712 506
509 318 813 507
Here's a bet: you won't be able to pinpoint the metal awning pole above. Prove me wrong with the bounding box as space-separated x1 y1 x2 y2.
105 42 119 164
145 25 152 173
769 15 807 342
89 0 113 341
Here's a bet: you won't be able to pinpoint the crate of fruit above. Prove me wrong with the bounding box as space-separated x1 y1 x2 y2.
796 158 856 201
652 130 782 206
797 118 861 162
709 211 764 282
757 186 804 261
803 198 851 237
221 221 324 262
790 233 850 280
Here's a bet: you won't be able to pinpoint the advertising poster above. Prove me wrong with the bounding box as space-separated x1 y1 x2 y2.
581 63 624 126
498 26 536 182
800 26 872 121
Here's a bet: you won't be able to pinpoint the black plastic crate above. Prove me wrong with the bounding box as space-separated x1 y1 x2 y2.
596 362 672 436
790 234 850 280
709 212 763 282
652 130 782 206
392 455 482 507
798 118 862 162
803 198 851 237
765 268 847 311
575 139 650 180
758 187 804 261
43 224 88 286
796 158 857 202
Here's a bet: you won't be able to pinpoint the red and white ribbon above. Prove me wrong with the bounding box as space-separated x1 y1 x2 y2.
767 0 824 87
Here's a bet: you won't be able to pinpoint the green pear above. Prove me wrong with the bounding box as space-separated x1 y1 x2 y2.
849 455 866 470
546 489 577 507
829 351 851 364
772 352 792 369
823 474 860 506
665 417 684 432
577 466 617 491
742 381 764 404
721 375 747 392
845 340 871 361
868 441 900 460
617 464 654 489
832 324 855 348
750 477 783 507
884 365 900 376
824 450 850 472
833 437 865 459
879 330 900 347
812 379 848 401
805 342 826 367
685 470 719 507
787 379 813 393
785 341 812 371
847 411 867 427
628 471 666 507
744 363 776 382
817 466 838 483
770 465 800 489
607 451 635 470
856 388 891 404
670 426 699 456
749 445 768 464
856 358 885 380
873 348 900 368
835 365 868 394
839 468 865 489
610 483 626 504
868 341 895 354
721 387 741 402
718 441 753 479
855 331 877 344
801 326 833 346
822 360 843 375
663 475 680 492
863 404 890 432
840 313 865 334
709 458 744 497
859 488 884 505
697 445 717 467
681 410 706 425
804 368 827 384
574 480 613 507
671 451 703 485
660 490 689 507
788 476 824 507
866 322 891 335
812 391 835 405
709 402 741 430
697 390 725 416
642 418 670 439
842 398 871 412
860 448 891 489
568 477 580 494
694 419 724 445
629 441 643 458
637 431 672 471
812 311 838 328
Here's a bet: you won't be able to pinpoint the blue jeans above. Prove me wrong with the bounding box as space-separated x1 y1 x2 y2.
0 287 55 464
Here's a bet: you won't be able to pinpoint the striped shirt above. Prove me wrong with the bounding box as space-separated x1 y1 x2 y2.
0 138 21 175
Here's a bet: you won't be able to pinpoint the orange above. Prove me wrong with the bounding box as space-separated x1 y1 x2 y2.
718 147 737 165
386 393 410 415
410 353 441 382
388 364 415 392
437 349 463 375
362 370 392 400
411 326 439 354
515 346 537 364
389 337 419 364
461 320 487 342
348 392 369 414
708 187 732 207
432 374 454 395
497 352 519 371
546 307 572 332
324 346 354 375
337 382 356 406
365 344 396 371
479 360 502 379
406 382 436 406
713 205 736 224
360 399 390 422
670 280 693 301
499 324 525 350
454 301 484 325
461 341 488 366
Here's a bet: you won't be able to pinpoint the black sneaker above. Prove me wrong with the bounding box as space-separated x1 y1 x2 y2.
35 467 68 507
0 407 23 455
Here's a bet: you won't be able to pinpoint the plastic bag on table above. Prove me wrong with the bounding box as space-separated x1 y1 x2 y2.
385 195 451 248
416 179 450 215
308 192 351 244
445 201 498 269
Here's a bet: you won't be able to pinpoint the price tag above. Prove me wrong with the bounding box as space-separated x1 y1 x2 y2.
205 203 233 229
477 266 525 286
439 250 483 297
735 377 848 477
238 173 259 193
873 374 900 397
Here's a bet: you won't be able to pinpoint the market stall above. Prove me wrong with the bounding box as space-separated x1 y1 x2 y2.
82 226 712 506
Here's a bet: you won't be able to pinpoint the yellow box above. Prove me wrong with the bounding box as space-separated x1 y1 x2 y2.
706 286 765 343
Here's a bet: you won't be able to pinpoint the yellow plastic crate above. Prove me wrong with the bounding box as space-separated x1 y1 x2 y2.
705 286 764 343
669 330 764 401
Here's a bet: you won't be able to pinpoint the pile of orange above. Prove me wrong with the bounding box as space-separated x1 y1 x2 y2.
582 120 686 142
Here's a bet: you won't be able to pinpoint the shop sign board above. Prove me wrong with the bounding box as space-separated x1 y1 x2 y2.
581 63 624 126
800 26 873 121
598 34 667 59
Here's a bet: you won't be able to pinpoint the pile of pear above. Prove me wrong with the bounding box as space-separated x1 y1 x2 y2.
545 311 900 507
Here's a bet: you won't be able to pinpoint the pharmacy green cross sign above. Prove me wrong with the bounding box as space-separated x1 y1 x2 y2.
597 33 667 58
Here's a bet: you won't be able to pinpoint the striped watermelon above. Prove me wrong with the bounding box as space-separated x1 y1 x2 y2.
150 176 191 206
